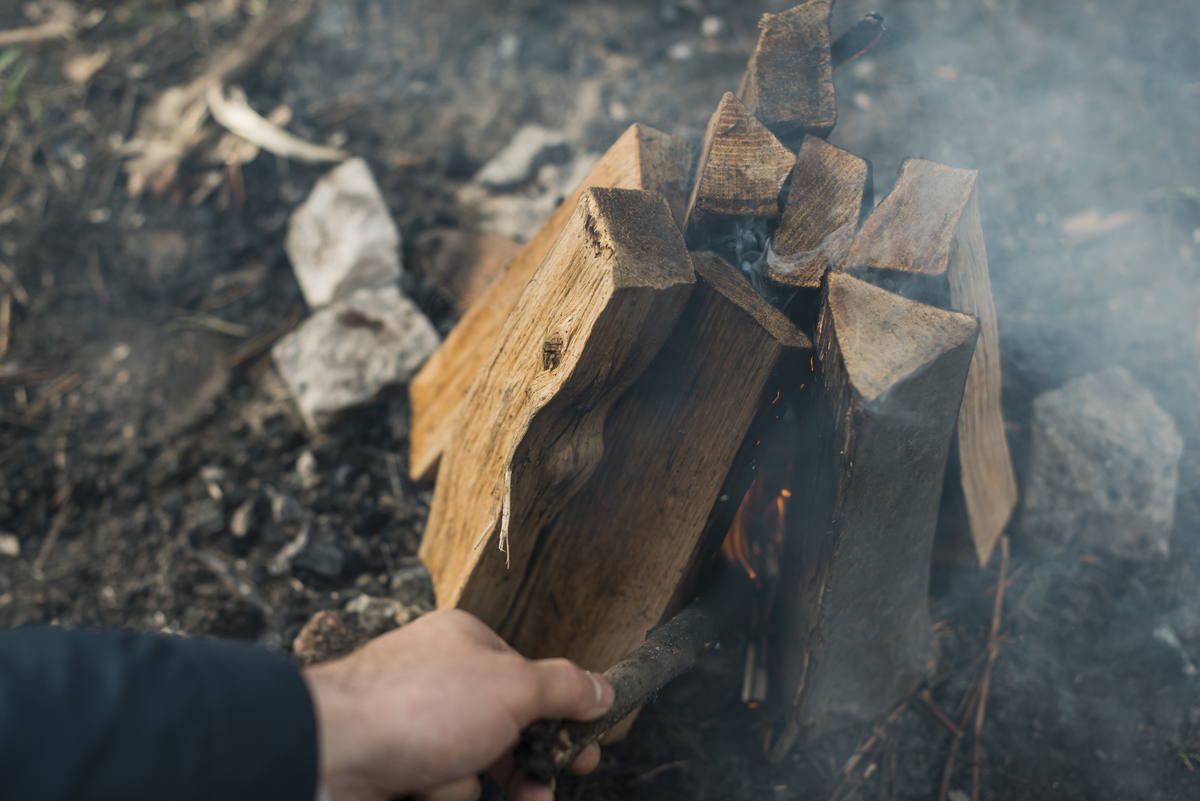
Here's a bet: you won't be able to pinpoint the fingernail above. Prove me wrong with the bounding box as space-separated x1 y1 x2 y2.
586 670 613 708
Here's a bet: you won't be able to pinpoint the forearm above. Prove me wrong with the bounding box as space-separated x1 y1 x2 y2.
0 626 318 801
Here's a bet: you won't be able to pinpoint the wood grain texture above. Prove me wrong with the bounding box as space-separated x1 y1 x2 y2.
494 252 811 676
767 134 871 289
737 0 837 144
419 188 694 616
408 124 693 481
771 272 979 755
684 92 795 233
843 158 1017 566
948 185 1017 567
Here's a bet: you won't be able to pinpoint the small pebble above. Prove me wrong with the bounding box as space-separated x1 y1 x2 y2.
0 533 19 558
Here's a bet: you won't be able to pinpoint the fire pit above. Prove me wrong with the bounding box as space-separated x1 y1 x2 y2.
0 1 1198 800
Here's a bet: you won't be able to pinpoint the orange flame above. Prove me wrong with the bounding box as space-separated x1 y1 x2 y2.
719 467 791 581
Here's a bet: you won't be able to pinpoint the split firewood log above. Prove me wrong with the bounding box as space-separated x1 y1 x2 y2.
684 92 795 239
408 124 692 482
491 252 811 677
770 272 980 757
418 188 694 615
766 134 872 290
737 0 837 146
843 159 1017 566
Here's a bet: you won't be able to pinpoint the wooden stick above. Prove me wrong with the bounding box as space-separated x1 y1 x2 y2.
419 188 694 614
408 124 692 481
972 535 1010 801
937 682 983 801
0 292 10 360
917 688 965 738
842 701 909 776
513 568 750 782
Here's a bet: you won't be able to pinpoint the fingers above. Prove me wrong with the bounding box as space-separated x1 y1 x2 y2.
416 775 481 801
569 741 601 775
528 659 615 722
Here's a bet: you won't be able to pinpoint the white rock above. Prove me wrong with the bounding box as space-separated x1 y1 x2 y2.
473 125 570 190
0 533 18 557
1022 366 1183 560
285 157 401 309
344 594 419 635
273 286 439 431
466 151 598 242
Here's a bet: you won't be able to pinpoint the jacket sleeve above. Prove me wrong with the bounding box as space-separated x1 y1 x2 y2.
0 626 318 801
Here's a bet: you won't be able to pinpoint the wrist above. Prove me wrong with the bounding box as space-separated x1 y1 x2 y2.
303 664 367 801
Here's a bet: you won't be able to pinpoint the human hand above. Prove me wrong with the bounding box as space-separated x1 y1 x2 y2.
303 608 614 801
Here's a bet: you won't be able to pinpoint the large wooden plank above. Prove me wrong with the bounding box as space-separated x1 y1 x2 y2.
737 0 837 146
770 272 979 756
491 252 811 676
843 159 1017 567
408 124 693 481
419 188 694 615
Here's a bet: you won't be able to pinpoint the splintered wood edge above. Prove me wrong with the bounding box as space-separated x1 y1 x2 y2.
407 123 691 481
691 252 811 350
737 0 836 139
588 188 697 290
844 158 977 277
684 92 795 228
826 271 979 405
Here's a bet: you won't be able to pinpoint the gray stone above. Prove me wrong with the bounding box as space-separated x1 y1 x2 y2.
389 562 435 609
295 540 345 579
272 286 439 431
473 125 570 190
343 594 420 635
1022 366 1182 560
180 498 224 538
285 157 401 309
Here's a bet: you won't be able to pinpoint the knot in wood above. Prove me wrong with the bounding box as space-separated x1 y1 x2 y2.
542 333 565 370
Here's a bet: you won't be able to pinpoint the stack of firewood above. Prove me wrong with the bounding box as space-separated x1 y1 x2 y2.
407 0 1016 755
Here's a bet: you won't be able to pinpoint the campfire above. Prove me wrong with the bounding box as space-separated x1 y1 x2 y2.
408 1 1016 769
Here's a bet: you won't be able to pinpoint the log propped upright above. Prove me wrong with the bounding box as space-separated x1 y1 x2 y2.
408 124 693 482
843 158 1017 566
494 252 812 675
419 187 694 617
771 272 980 756
737 0 837 145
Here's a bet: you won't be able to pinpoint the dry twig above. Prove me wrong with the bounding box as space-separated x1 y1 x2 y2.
972 535 1010 801
206 84 347 163
0 2 78 47
23 371 82 421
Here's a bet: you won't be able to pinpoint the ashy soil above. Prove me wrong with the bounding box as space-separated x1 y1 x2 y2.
1 1 1198 799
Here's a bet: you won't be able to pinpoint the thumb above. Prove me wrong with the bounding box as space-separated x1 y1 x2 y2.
527 658 614 722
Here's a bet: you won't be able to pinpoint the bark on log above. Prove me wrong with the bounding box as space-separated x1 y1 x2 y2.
490 252 811 676
770 271 979 757
418 188 694 615
408 124 692 481
684 92 795 237
843 158 1017 567
737 0 837 146
767 134 872 289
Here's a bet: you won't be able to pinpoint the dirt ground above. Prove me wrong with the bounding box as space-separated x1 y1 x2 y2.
1 1 1198 799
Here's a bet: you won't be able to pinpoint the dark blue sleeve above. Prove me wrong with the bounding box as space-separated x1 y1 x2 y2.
0 627 318 801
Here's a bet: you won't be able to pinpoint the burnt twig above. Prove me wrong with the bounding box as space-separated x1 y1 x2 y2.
513 568 749 783
831 13 885 70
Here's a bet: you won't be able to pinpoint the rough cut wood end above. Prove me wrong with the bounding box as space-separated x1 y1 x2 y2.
737 0 837 144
